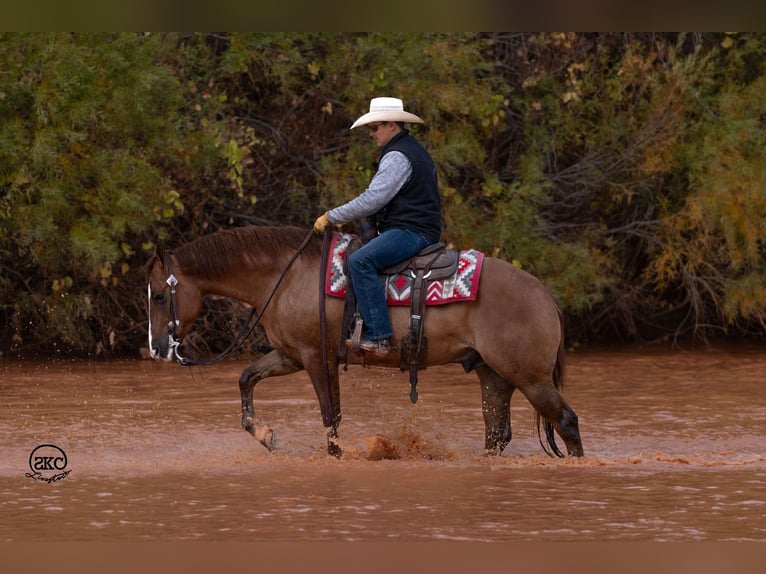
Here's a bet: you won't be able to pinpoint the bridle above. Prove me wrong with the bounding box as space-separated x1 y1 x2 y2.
163 253 184 362
151 230 316 367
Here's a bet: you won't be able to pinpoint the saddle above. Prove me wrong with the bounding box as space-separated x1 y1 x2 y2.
338 236 458 403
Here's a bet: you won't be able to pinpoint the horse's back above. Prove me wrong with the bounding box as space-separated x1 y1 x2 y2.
478 256 561 318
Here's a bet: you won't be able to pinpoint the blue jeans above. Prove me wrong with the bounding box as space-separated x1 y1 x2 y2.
348 228 432 341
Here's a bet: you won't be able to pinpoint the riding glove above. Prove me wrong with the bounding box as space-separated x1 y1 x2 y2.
313 212 330 233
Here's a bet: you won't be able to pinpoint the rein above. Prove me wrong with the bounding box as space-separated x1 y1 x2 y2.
164 229 316 367
318 230 334 424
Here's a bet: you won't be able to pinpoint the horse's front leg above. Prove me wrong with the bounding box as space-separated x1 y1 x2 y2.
304 353 343 458
239 350 301 451
326 423 341 459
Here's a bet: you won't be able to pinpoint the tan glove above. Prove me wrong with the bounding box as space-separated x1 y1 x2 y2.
313 212 330 234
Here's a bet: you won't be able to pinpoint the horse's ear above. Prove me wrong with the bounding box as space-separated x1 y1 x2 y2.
153 244 169 270
154 244 163 264
144 244 164 274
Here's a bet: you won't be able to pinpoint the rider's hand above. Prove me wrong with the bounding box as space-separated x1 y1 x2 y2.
313 212 330 234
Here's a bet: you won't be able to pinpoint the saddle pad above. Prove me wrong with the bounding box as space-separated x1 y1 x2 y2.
325 232 483 306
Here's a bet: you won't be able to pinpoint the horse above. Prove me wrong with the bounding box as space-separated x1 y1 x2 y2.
145 225 583 458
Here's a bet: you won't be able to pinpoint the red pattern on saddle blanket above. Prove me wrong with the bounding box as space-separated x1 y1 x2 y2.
325 232 483 306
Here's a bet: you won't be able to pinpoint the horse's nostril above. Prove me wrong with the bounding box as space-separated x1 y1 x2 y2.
149 339 165 359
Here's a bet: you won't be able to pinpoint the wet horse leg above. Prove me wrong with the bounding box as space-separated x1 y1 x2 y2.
238 349 302 451
303 356 343 459
518 382 584 457
476 364 516 455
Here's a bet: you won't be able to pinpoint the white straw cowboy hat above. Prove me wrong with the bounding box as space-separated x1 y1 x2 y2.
350 97 424 129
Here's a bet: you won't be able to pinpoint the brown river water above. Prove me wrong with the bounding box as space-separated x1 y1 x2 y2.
1 345 765 547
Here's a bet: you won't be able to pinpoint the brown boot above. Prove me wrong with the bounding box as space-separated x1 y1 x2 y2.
358 338 391 358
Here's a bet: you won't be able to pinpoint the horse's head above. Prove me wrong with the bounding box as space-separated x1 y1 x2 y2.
146 252 203 362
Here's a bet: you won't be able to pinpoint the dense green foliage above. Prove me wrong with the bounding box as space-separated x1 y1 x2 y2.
1 32 765 357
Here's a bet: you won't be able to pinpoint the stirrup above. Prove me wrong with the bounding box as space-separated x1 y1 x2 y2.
348 314 363 353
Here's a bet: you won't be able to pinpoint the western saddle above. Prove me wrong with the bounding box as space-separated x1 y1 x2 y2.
338 236 458 403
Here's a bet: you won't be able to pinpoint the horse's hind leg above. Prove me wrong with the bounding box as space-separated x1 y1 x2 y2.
476 364 516 455
518 382 583 457
238 350 302 451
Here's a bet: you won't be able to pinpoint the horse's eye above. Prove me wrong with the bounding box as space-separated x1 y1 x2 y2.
153 292 167 304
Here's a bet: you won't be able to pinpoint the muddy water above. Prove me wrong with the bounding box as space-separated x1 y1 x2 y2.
1 346 764 542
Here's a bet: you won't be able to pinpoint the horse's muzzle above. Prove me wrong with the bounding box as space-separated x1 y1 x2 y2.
149 334 180 362
149 342 171 362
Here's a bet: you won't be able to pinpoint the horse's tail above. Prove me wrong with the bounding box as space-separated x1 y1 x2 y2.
537 305 566 458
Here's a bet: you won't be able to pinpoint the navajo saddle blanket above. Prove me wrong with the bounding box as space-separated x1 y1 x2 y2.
324 232 484 305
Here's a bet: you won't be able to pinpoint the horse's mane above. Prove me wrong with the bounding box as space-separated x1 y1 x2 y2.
162 225 321 279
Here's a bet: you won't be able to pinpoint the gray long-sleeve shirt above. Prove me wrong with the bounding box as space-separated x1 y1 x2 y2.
327 151 412 224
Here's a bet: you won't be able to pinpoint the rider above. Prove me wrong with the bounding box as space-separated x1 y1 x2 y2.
314 97 442 357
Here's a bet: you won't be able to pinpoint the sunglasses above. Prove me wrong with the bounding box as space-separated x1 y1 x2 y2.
368 122 387 133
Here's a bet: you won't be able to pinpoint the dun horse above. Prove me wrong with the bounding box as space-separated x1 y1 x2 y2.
146 225 583 458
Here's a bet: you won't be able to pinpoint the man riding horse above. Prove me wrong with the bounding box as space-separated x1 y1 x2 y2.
313 97 441 358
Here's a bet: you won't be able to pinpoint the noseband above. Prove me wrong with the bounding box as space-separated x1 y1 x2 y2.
163 253 185 363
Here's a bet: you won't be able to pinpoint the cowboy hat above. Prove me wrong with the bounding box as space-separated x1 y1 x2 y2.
350 97 424 129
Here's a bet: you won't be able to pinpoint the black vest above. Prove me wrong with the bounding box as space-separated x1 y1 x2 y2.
372 130 442 243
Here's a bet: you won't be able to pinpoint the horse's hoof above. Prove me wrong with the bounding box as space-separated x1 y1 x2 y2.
252 425 275 451
483 438 508 456
328 438 342 459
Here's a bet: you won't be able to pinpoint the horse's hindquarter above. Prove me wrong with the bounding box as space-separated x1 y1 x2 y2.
419 257 562 373
477 257 561 339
